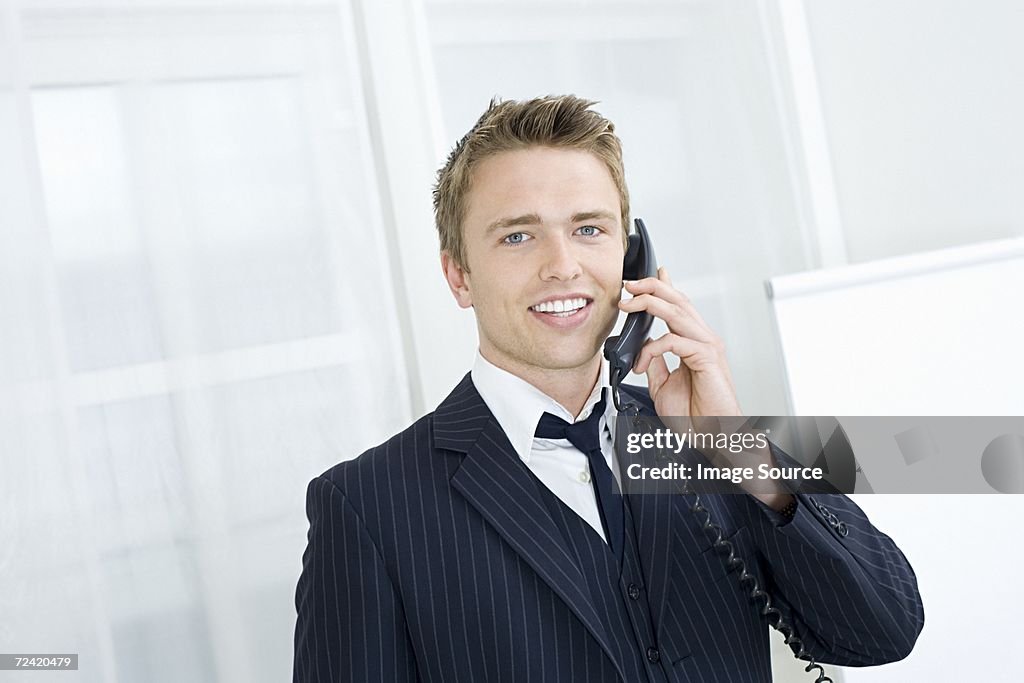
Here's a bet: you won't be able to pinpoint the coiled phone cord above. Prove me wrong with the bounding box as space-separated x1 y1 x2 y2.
681 483 833 683
616 399 833 683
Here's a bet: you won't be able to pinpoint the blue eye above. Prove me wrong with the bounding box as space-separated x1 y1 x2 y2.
503 232 530 245
578 225 601 237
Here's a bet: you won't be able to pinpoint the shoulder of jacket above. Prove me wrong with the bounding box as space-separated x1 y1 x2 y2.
316 411 442 491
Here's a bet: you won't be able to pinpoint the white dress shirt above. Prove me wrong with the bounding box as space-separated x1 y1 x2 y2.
471 351 621 542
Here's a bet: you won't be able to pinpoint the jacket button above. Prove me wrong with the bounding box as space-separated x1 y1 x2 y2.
646 647 660 663
627 583 640 600
836 521 849 537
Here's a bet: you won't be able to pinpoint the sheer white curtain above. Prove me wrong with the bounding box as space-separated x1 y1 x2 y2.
0 1 412 681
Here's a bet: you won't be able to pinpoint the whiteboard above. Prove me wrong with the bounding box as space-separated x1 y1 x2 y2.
766 237 1024 416
768 240 1024 682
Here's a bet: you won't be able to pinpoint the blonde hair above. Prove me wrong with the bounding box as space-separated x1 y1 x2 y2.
433 95 630 271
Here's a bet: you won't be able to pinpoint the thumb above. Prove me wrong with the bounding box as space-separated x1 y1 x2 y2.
645 353 672 399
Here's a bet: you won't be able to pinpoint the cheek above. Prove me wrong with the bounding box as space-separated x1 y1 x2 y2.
588 243 625 279
474 284 516 320
595 261 625 294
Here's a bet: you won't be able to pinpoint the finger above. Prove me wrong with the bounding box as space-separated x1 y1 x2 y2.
622 278 713 336
658 266 673 287
645 352 675 399
624 273 689 308
619 294 716 343
635 333 719 374
643 352 684 401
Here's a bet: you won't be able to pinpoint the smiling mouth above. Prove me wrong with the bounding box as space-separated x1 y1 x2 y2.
530 297 591 318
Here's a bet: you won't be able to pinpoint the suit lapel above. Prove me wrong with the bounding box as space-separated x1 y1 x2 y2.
436 374 627 681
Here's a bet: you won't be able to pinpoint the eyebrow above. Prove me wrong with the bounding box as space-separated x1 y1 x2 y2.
486 213 542 234
571 210 618 224
485 210 618 234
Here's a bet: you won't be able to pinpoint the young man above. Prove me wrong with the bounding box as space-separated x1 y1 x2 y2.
293 95 923 683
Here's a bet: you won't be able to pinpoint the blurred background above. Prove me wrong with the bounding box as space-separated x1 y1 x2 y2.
2 0 1022 681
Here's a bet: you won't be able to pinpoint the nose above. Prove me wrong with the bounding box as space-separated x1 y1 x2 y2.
539 233 583 282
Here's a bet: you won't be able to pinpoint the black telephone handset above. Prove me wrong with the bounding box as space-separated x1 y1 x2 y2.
609 218 834 683
604 218 657 413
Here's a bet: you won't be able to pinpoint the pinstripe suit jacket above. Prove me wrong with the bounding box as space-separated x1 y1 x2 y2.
294 374 923 682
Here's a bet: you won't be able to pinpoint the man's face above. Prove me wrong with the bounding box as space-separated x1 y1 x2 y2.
442 146 626 377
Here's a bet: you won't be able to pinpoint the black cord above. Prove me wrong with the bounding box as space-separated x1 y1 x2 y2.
683 486 833 683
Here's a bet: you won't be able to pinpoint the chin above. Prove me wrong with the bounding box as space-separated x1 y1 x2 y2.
531 345 603 371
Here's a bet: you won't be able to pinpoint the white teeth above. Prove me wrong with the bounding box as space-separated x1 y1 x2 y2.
532 298 588 314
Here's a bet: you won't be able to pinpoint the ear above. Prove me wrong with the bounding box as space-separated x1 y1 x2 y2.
440 251 473 309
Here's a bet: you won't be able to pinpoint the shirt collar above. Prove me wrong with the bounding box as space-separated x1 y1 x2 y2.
471 351 614 464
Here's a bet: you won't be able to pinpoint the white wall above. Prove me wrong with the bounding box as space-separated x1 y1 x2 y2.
803 0 1024 262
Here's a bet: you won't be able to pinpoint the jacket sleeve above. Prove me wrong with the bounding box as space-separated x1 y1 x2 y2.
293 475 419 682
738 473 925 667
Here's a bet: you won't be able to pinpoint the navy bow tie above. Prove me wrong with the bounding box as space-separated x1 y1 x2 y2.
535 391 624 564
